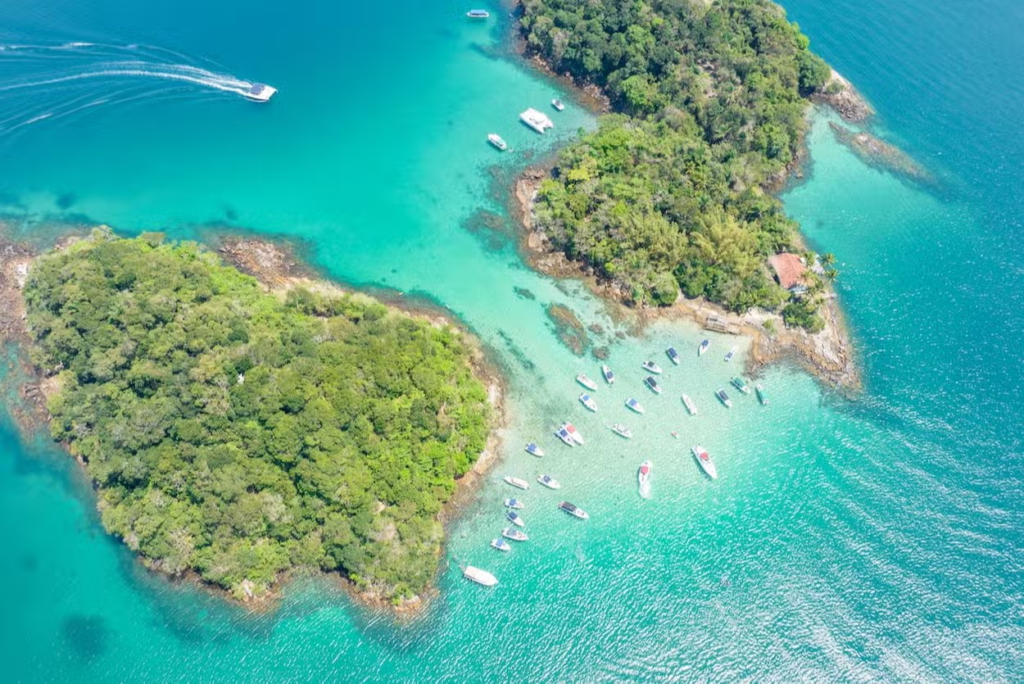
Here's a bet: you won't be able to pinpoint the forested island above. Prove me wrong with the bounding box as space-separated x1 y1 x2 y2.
519 0 840 330
21 232 494 604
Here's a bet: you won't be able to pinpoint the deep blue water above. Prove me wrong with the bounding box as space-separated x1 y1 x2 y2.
1 0 1023 680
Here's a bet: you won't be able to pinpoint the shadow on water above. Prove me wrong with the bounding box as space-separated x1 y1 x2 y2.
60 614 111 662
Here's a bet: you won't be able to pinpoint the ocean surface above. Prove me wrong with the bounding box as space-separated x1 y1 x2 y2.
1 0 1022 680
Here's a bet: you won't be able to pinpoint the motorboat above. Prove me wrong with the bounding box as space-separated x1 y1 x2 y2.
488 133 508 151
564 422 584 445
464 565 498 586
504 498 524 509
715 389 733 408
243 83 277 103
681 394 698 416
666 347 680 365
504 476 530 490
698 339 710 356
642 361 663 374
551 98 565 111
601 365 615 384
610 424 632 439
507 511 525 527
502 527 528 541
579 393 598 412
555 425 575 447
625 397 645 414
638 460 652 498
691 445 718 480
537 474 561 490
645 376 663 395
525 442 545 457
558 501 589 520
491 538 511 552
576 373 598 391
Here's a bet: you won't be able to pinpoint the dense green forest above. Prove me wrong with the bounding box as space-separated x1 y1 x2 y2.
24 233 491 602
521 0 833 326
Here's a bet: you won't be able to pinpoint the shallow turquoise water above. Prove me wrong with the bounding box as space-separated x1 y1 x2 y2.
2 0 1023 680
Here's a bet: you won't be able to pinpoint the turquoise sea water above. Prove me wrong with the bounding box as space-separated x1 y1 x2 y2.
2 0 1023 680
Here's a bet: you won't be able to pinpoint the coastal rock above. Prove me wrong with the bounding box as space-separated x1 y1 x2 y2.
829 122 935 187
813 69 875 123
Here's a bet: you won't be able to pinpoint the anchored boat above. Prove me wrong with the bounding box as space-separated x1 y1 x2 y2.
625 397 645 414
506 511 525 527
525 442 545 457
466 9 490 18
502 527 528 542
731 377 751 394
520 107 554 133
724 345 737 362
551 98 565 111
691 445 718 480
645 376 663 395
464 566 498 586
642 361 663 374
555 425 575 447
681 394 698 416
504 476 530 490
487 133 508 151
491 538 511 552
537 474 561 490
564 422 584 445
504 498 524 509
756 384 769 406
601 365 615 384
558 501 589 520
698 339 710 356
579 393 598 412
715 389 733 408
610 424 632 439
576 373 598 391
666 347 680 365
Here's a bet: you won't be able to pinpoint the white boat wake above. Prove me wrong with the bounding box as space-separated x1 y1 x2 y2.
0 40 270 135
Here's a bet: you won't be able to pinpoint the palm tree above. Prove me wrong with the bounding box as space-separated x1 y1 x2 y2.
821 252 836 267
824 267 839 282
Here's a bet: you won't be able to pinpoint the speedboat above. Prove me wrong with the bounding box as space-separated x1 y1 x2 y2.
504 498 524 509
724 345 737 362
601 365 615 384
506 511 525 527
645 376 663 395
555 425 575 447
525 442 545 457
642 361 663 374
691 445 718 480
579 393 598 412
558 501 589 520
625 397 645 414
681 394 698 416
698 339 710 356
638 460 652 498
464 565 498 586
466 9 490 18
491 538 511 552
243 83 277 103
576 373 598 391
756 384 769 406
564 422 584 445
502 527 528 542
731 377 750 394
504 476 530 490
551 98 565 111
537 474 561 489
488 133 508 151
520 107 554 134
666 347 680 365
610 424 632 439
715 389 733 408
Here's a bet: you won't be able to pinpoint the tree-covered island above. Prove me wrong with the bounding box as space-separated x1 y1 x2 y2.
23 232 493 603
520 0 840 330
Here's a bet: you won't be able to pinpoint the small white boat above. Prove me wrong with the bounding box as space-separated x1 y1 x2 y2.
464 565 498 586
625 397 645 414
756 384 769 406
731 377 751 395
642 361 663 374
559 501 589 520
681 394 698 416
551 98 565 111
507 511 525 527
576 373 598 391
666 347 680 365
520 107 554 134
610 424 632 439
645 376 663 395
504 476 530 490
691 445 718 480
502 527 528 541
466 9 490 18
491 538 511 552
698 339 710 356
601 365 615 384
724 345 737 362
579 393 598 412
638 460 652 499
525 442 545 457
537 474 561 490
243 83 277 103
564 422 584 445
487 133 508 151
504 498 524 509
555 425 575 447
715 389 733 408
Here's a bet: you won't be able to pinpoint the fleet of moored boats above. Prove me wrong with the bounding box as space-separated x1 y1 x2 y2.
469 336 768 587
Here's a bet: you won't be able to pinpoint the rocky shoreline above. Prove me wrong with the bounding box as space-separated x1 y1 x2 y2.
0 231 508 615
813 69 875 123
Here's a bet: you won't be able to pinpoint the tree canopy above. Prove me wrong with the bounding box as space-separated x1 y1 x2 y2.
24 232 492 602
522 0 830 325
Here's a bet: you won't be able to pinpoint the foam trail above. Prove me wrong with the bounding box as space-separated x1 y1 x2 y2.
0 66 253 97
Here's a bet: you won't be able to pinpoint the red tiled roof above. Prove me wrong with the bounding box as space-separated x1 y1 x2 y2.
768 253 807 290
